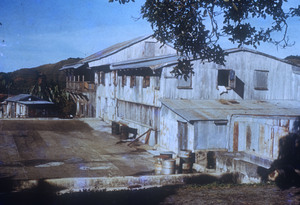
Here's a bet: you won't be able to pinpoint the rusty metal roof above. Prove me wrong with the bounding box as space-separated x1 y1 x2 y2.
160 99 300 122
110 54 181 71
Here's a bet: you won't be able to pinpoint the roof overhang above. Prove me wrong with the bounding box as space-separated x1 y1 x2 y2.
110 55 181 71
60 63 85 71
160 99 300 123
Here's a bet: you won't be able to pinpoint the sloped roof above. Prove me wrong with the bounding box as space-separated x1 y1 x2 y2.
161 99 300 123
60 35 152 71
5 94 53 105
110 54 181 71
83 35 152 63
225 47 300 68
60 35 300 72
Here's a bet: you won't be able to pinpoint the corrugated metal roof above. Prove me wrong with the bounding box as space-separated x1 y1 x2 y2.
160 99 300 122
225 47 300 69
110 54 181 71
82 35 152 63
6 94 53 105
59 35 152 71
18 101 54 105
60 63 85 71
6 94 34 102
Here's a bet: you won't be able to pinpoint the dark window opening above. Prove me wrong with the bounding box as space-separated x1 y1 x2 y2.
113 71 117 86
154 76 160 90
130 76 136 88
122 75 127 87
218 69 236 89
143 76 150 88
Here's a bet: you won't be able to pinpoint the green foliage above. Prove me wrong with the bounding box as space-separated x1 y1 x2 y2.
170 59 194 81
109 0 134 4
113 0 300 77
0 58 80 116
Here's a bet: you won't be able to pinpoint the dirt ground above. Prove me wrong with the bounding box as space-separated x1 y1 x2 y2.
1 119 300 205
1 183 299 205
160 183 300 205
0 119 155 180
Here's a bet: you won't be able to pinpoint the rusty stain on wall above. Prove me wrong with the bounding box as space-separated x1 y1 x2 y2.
259 125 265 152
233 122 239 152
246 125 251 150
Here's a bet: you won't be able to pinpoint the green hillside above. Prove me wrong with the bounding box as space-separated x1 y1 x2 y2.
0 58 81 95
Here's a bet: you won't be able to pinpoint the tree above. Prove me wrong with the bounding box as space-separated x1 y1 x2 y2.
110 0 300 78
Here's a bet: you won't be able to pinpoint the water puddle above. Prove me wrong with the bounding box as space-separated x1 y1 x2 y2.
79 165 111 170
35 162 64 168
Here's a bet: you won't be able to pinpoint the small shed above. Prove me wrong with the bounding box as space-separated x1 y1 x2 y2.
3 94 55 118
160 99 300 160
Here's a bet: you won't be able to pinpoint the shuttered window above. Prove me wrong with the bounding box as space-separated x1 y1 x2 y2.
177 74 192 89
113 71 118 86
143 76 150 88
254 70 268 90
122 75 127 87
130 76 136 88
100 72 105 86
144 42 156 57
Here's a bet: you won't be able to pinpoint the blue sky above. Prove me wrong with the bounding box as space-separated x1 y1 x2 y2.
0 0 299 73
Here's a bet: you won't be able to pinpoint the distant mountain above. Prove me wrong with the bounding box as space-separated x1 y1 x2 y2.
0 58 81 95
285 55 300 66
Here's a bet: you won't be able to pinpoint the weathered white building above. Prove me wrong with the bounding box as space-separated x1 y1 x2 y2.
61 36 300 182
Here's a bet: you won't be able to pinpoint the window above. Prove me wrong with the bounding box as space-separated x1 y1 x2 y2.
218 69 236 89
178 121 188 151
100 72 105 85
130 76 136 88
122 75 127 87
113 71 117 86
109 72 112 86
154 76 160 90
95 72 100 84
177 74 192 89
254 70 268 90
144 42 156 57
143 76 150 88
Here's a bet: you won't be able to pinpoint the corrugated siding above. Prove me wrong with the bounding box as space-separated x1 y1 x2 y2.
194 121 228 150
117 100 159 129
89 37 177 68
229 116 299 160
160 51 300 101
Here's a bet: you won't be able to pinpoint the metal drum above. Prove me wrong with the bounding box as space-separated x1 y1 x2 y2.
179 150 193 173
159 151 173 159
111 121 120 135
154 155 172 175
120 125 129 140
162 159 176 175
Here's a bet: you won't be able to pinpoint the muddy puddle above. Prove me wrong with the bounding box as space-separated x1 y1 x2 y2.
0 183 299 205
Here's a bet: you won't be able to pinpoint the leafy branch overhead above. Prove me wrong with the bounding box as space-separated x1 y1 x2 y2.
111 0 300 79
